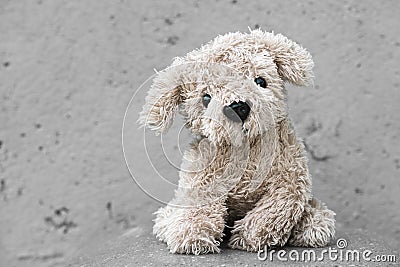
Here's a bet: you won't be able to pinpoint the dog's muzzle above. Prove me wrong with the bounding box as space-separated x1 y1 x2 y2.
223 101 250 123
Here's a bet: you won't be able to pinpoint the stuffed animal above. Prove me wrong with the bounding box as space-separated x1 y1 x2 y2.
139 29 335 255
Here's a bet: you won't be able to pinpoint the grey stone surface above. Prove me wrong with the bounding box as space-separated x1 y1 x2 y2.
1 0 400 266
70 226 398 267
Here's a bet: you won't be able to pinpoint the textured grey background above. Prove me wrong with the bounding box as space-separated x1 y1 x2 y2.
0 0 399 266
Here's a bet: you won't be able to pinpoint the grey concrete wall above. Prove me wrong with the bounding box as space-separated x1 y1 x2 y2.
0 0 399 266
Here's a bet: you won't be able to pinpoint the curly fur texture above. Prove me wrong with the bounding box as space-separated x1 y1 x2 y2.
139 29 335 255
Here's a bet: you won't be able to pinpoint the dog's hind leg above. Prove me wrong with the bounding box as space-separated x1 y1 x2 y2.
287 198 335 247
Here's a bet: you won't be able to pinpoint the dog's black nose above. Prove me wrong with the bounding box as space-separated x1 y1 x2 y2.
223 101 250 123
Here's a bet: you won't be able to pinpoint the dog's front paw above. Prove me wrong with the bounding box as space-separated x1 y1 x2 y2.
167 232 221 254
228 225 260 252
153 206 175 242
164 219 223 254
228 219 288 252
155 205 225 254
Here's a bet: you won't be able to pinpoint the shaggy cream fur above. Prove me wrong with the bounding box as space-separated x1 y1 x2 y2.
139 29 335 255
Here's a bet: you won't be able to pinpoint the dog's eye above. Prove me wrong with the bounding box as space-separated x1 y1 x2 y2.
254 77 267 88
202 94 211 108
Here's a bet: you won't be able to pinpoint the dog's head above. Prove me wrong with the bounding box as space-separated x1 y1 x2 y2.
139 30 314 146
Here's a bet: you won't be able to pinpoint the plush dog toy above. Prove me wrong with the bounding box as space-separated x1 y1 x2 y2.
139 29 335 255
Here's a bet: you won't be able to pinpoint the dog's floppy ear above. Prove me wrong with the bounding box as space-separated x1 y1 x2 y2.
254 30 314 86
139 67 182 134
